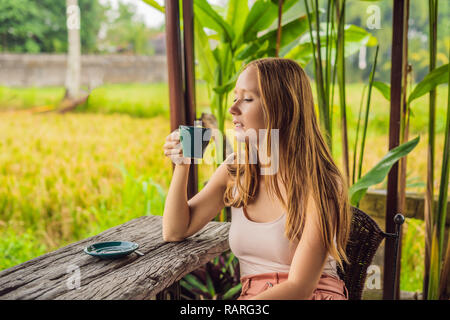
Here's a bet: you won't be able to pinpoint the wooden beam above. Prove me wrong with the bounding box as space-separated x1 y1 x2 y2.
165 0 198 200
165 0 185 131
384 0 409 300
0 216 231 300
183 0 198 199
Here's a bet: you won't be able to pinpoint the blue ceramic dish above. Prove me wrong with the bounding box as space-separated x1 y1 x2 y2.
83 241 139 259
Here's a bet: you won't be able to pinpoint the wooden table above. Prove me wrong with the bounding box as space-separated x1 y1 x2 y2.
0 215 230 300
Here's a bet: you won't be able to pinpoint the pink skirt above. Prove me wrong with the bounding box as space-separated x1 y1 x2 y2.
237 272 349 300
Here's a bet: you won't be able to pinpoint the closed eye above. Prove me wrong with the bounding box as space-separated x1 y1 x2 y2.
233 98 253 102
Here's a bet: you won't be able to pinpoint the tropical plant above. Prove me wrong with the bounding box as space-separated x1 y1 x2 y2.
352 44 379 187
424 0 439 297
346 40 421 208
297 0 420 216
349 136 420 207
427 56 450 300
373 62 450 300
179 250 242 300
291 0 378 185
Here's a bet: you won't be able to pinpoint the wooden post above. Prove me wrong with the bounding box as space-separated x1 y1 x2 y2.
65 0 81 100
165 0 185 130
165 0 198 200
384 0 408 300
183 0 198 199
275 0 283 57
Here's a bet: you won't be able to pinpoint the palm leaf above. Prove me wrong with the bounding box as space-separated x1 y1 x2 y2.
373 81 391 101
226 0 249 36
408 63 449 105
193 18 216 85
194 0 235 44
349 136 420 206
141 0 164 13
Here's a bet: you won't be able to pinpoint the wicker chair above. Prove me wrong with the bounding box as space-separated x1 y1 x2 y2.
336 206 405 300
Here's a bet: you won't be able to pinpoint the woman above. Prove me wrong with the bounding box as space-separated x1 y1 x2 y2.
162 57 351 300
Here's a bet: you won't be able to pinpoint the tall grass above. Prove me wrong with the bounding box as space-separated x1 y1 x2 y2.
0 113 172 270
401 218 426 292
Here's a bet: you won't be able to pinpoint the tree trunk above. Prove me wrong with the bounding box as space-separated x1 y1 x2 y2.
65 0 81 100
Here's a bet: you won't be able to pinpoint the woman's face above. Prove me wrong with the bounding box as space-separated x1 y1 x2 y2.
228 65 266 143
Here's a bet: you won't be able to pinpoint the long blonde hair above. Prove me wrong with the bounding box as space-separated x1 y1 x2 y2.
223 57 351 271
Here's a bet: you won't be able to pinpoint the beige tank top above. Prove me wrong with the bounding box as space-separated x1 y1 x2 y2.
228 188 339 279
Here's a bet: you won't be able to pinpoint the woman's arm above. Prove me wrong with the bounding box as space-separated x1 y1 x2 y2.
250 193 330 300
162 163 192 241
162 151 234 242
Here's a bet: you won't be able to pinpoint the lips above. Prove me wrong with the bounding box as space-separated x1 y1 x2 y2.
233 121 244 130
233 120 244 128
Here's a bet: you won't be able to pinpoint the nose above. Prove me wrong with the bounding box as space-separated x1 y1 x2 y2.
228 99 241 116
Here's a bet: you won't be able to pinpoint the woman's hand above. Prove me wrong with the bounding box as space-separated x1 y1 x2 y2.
163 129 191 165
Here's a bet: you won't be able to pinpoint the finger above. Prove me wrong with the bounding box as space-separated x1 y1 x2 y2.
163 141 178 149
164 148 177 156
167 136 180 143
167 133 179 142
165 148 183 156
170 130 180 140
165 142 182 152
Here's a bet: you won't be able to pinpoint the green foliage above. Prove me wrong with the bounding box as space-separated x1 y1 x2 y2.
141 0 164 13
98 1 159 55
408 63 449 105
349 136 420 207
0 0 43 53
372 81 390 101
353 45 380 185
180 251 242 300
345 0 449 83
0 228 48 270
286 22 378 65
0 0 106 53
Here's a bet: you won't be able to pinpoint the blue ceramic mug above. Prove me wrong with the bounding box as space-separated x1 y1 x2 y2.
179 125 212 159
